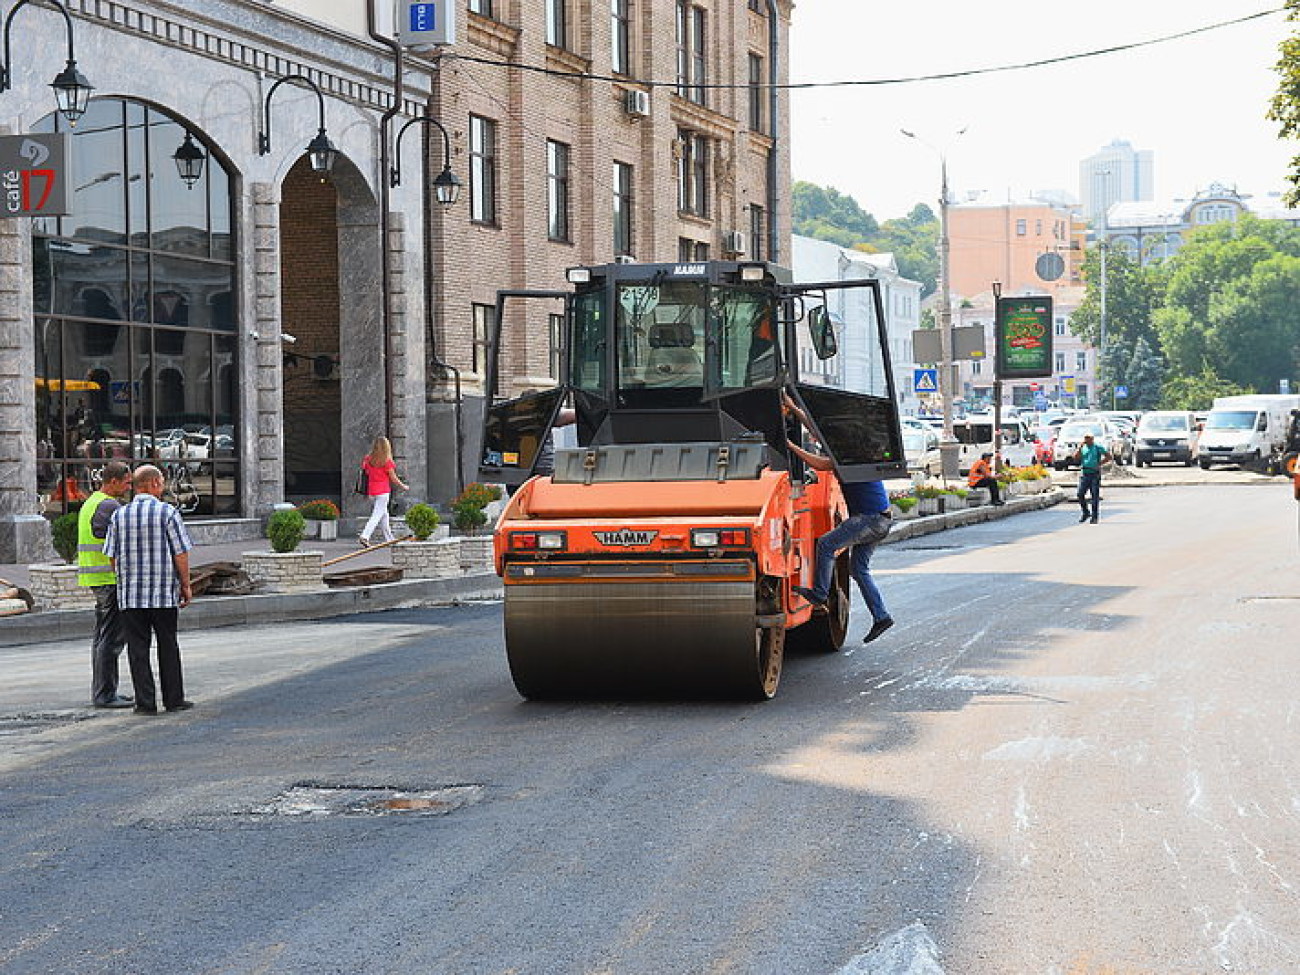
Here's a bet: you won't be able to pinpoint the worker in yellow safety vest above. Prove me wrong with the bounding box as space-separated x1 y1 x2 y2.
78 461 134 708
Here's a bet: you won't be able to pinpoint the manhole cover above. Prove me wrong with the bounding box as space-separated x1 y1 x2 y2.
0 711 95 738
898 545 964 552
243 783 483 819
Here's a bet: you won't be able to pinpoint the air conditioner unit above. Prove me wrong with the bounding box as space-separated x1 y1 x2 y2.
722 229 747 255
625 89 650 117
614 254 636 264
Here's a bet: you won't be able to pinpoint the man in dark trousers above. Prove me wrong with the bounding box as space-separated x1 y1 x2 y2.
103 464 195 714
967 451 1005 506
1073 432 1111 524
77 461 134 708
782 391 895 645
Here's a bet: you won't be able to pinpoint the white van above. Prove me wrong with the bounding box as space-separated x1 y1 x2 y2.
1199 394 1300 471
951 414 1036 473
1135 411 1198 467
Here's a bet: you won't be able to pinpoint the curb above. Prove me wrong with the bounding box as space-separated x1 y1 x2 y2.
0 572 505 648
885 488 1065 545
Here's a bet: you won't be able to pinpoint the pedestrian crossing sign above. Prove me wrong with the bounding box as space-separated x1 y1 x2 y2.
913 368 938 393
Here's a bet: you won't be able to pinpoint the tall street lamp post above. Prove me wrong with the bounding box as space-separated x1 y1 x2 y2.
902 127 964 478
0 0 94 125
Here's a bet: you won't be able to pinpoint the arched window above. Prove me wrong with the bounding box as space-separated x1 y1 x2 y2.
32 97 239 516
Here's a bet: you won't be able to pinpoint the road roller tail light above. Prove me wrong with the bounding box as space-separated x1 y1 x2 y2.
691 528 750 549
509 531 567 552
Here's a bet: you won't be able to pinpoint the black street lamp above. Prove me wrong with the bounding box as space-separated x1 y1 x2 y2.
171 131 206 189
391 114 460 207
1 0 94 125
258 73 339 176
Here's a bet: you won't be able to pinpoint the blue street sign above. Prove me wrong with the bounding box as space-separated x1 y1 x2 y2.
913 368 938 394
1115 385 1128 400
398 1 455 46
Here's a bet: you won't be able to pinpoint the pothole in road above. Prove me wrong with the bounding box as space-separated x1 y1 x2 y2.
0 710 96 738
242 782 484 819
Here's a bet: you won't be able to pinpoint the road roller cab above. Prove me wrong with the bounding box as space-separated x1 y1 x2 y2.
479 261 904 700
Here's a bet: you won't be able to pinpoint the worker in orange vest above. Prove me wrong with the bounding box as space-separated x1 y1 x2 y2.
968 451 1005 507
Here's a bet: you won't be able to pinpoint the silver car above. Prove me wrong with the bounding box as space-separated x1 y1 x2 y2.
1052 416 1130 469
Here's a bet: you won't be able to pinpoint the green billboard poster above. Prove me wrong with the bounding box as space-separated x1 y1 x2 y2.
995 295 1053 379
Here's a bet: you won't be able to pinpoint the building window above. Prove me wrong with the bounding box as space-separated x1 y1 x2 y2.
748 0 763 10
748 54 764 132
678 238 708 262
1076 351 1088 372
1035 220 1043 235
469 115 497 226
749 204 765 261
613 161 634 258
972 360 982 375
546 0 567 49
32 97 239 518
1054 317 1066 336
1055 352 1066 372
1016 219 1027 236
469 0 493 16
547 140 570 242
611 0 631 75
549 313 564 380
472 303 494 375
677 129 709 217
676 2 706 105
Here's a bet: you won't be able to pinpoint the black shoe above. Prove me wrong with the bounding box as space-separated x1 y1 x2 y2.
992 501 1006 507
133 705 158 715
165 701 195 712
791 585 826 606
1078 513 1089 523
863 617 894 644
93 696 134 709
1090 517 1098 524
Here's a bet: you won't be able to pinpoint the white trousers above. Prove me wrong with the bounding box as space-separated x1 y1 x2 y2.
361 492 392 542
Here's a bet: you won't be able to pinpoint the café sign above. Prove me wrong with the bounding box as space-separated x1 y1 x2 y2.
0 133 72 218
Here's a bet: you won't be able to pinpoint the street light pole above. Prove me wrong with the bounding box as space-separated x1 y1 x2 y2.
903 127 963 479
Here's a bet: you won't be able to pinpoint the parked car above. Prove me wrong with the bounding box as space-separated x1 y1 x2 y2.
1134 410 1199 466
1053 416 1132 468
903 427 942 477
1031 424 1057 466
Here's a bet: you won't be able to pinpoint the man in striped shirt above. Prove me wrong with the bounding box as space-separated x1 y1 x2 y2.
103 465 195 715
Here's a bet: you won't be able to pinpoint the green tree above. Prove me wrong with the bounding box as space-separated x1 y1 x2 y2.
1152 216 1300 390
1269 0 1300 207
792 182 878 242
1123 336 1164 410
1069 245 1161 351
1159 366 1251 410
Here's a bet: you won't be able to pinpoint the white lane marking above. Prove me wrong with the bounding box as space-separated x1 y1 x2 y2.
836 921 945 975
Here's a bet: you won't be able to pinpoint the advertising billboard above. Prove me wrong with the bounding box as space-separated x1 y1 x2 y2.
995 295 1053 380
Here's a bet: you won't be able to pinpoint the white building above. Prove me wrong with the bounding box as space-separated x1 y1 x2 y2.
790 235 924 414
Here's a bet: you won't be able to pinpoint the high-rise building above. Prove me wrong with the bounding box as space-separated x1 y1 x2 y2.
1080 139 1154 228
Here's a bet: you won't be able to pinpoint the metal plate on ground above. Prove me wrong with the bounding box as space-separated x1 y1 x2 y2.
0 710 96 738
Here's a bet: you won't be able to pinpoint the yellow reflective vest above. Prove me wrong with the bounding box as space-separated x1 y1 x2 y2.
77 490 117 587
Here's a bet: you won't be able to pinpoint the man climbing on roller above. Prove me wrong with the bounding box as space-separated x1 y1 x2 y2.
782 390 895 645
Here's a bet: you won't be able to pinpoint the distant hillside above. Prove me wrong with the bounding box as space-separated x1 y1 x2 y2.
792 181 939 296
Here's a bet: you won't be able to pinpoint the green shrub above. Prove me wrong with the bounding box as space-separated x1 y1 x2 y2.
405 503 441 540
452 498 489 533
266 508 306 553
51 512 80 564
455 482 502 507
297 499 340 520
893 496 918 512
914 484 943 499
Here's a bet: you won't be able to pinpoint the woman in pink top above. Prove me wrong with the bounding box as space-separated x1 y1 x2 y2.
358 436 409 547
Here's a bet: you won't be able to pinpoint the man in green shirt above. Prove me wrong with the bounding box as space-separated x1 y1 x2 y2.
1073 433 1111 524
78 461 134 707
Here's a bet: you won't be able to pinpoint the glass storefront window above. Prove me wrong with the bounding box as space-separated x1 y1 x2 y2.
32 97 239 518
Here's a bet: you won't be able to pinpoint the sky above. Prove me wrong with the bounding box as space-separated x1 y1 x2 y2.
787 2 1296 222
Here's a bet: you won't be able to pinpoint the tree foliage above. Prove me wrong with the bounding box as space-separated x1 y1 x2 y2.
1159 366 1252 410
791 182 938 294
1268 0 1300 207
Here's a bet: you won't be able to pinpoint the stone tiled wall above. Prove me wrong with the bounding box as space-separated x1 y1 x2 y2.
391 539 462 579
242 550 324 593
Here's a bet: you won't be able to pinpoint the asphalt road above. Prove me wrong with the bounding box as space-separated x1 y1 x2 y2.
2 482 1298 974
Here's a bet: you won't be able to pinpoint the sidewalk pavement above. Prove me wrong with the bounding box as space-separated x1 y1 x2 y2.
0 490 1068 649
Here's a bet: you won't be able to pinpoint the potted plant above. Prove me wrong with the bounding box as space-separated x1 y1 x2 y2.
914 484 943 517
890 494 919 519
243 508 322 593
28 508 95 611
392 503 460 578
297 499 340 541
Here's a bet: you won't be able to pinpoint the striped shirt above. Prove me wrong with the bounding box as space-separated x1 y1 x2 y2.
103 494 194 609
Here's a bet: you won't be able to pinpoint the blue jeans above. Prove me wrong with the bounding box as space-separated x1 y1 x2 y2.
810 512 892 623
1077 470 1101 518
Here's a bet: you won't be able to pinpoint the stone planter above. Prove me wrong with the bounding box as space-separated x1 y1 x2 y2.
917 497 940 517
242 550 324 593
392 538 462 579
305 519 338 541
891 503 918 520
457 534 495 573
27 563 95 611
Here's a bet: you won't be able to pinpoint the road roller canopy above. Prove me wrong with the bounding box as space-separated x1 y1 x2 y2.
480 261 906 488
